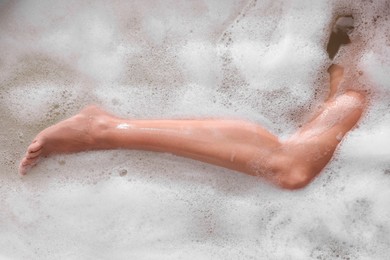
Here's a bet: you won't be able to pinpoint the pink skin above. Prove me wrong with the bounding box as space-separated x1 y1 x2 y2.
19 65 365 189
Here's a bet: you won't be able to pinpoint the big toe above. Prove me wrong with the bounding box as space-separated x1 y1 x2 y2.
27 141 42 153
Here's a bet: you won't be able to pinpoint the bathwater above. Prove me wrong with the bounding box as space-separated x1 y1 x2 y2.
0 0 389 259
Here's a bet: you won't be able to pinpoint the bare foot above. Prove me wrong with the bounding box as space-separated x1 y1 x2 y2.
18 106 113 175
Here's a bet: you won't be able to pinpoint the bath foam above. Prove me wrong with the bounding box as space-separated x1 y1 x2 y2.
4 82 79 124
7 0 124 83
178 41 219 88
0 0 390 259
213 0 332 135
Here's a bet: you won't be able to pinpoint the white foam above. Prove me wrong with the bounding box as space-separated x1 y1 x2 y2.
1 0 390 259
4 83 79 124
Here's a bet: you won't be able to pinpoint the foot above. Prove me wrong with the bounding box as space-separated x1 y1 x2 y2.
18 106 113 175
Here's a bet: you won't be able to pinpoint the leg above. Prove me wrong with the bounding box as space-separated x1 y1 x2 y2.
19 107 282 178
280 90 364 189
275 64 364 188
19 67 364 189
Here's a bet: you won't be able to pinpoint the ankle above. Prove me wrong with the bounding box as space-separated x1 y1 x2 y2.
85 115 112 148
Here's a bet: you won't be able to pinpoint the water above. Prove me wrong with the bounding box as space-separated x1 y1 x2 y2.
0 0 389 259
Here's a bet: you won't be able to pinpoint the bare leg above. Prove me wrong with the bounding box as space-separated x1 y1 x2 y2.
19 66 365 189
19 107 281 178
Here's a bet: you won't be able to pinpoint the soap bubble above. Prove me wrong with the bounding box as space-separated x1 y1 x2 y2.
0 0 389 259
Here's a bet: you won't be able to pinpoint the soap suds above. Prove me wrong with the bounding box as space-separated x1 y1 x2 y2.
0 0 389 259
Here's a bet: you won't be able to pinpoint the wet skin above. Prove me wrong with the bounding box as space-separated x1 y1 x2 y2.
19 65 365 189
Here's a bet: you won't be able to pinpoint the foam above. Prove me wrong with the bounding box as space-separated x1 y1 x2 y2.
4 82 79 124
1 0 390 259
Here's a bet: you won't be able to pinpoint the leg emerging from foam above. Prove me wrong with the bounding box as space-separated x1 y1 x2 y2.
19 65 365 189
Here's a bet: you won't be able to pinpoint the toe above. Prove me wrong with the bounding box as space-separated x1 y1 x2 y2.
28 141 42 153
21 157 31 166
26 148 42 159
19 158 29 175
19 154 40 175
22 156 39 166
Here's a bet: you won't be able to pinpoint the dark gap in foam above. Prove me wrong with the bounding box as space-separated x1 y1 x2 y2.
326 15 354 59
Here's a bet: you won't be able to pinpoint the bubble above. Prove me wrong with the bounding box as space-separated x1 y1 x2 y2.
119 169 128 177
58 160 66 166
1 0 390 259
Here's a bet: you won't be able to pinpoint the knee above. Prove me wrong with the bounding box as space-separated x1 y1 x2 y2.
278 165 314 190
344 90 365 102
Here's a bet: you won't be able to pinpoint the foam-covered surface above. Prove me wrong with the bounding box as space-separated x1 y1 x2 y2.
1 0 390 259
